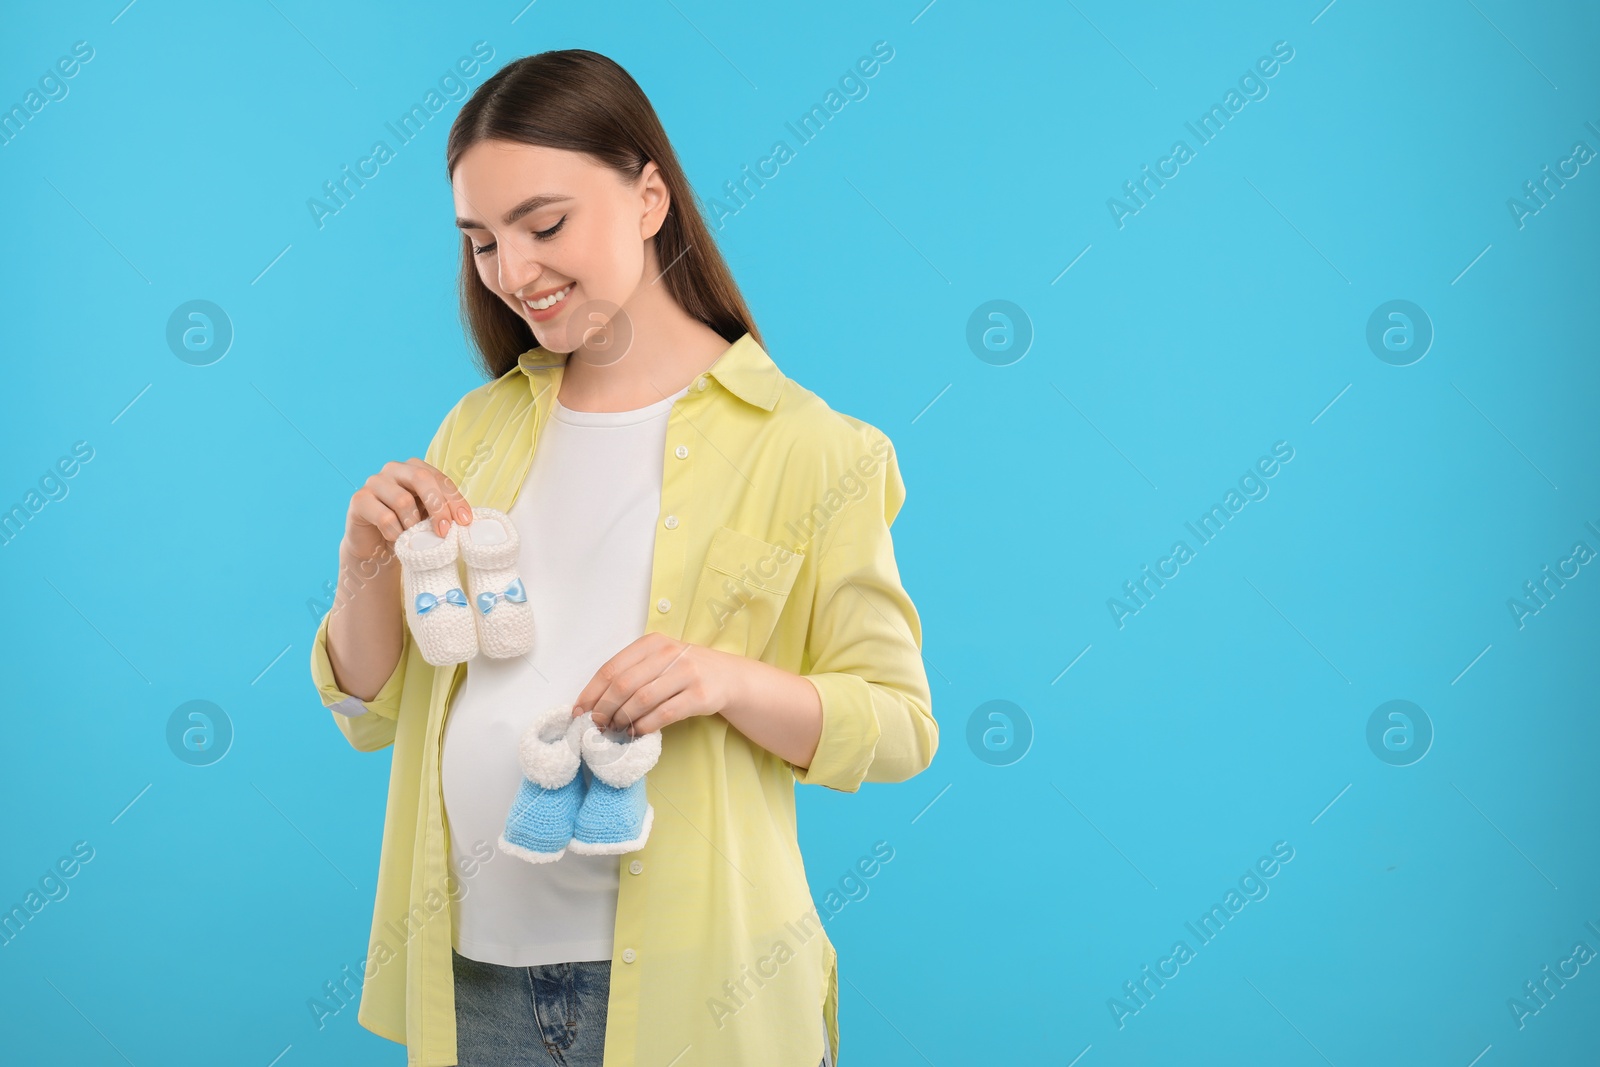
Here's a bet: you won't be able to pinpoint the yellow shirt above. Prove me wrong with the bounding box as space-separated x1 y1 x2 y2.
308 331 938 1066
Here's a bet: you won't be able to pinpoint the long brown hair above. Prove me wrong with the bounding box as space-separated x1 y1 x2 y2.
445 49 764 380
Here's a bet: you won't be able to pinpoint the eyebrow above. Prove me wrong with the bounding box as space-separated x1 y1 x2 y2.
456 193 572 231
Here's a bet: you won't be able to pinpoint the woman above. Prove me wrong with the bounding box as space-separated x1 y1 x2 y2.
309 48 937 1067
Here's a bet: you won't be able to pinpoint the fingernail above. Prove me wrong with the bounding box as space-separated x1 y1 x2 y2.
456 506 472 524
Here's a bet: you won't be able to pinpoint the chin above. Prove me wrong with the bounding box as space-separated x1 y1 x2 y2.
533 321 582 354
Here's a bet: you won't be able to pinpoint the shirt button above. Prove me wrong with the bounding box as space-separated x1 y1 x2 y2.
629 859 643 875
663 515 678 530
622 948 637 963
696 376 708 391
656 598 672 614
675 444 689 459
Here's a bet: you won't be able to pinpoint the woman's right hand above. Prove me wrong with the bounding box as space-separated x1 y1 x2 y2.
341 458 473 563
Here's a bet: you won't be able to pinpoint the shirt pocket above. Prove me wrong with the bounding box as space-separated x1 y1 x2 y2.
682 525 804 659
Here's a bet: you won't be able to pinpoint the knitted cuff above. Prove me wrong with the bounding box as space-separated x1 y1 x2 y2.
517 704 584 789
459 507 522 569
579 716 662 788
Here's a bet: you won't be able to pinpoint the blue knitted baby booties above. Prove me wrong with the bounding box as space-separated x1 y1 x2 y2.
567 715 661 855
572 772 651 851
501 773 585 861
498 705 587 864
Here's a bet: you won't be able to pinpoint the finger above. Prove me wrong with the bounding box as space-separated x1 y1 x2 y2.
405 458 473 527
623 691 697 737
585 677 628 732
608 643 697 735
572 638 657 726
609 639 692 726
387 460 457 534
610 640 693 718
349 487 408 544
602 648 690 734
364 475 428 534
380 459 461 536
578 636 685 728
586 666 653 732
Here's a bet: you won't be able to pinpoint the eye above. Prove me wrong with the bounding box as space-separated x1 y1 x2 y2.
469 214 566 256
533 215 567 241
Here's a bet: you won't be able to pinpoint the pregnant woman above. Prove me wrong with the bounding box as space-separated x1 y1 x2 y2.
309 48 936 1067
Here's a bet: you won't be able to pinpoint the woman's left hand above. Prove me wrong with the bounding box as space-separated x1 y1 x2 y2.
571 632 746 737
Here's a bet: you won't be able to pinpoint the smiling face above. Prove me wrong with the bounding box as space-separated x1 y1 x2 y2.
451 140 669 354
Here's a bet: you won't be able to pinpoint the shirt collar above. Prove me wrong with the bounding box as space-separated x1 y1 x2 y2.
516 331 785 412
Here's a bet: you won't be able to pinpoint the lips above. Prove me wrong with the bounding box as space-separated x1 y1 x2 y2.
523 282 569 303
522 284 573 318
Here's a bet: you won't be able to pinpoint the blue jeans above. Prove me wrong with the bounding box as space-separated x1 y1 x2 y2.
451 946 830 1066
452 947 612 1066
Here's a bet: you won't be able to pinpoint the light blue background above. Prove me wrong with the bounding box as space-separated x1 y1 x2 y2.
3 1 1598 1064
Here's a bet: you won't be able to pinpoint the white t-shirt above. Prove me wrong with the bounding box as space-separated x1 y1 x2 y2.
442 382 691 966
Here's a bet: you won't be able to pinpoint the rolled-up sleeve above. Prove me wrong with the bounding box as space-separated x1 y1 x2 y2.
793 427 937 792
309 607 407 753
307 395 462 754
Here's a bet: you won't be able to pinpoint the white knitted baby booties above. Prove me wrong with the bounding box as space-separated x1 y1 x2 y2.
394 520 476 666
460 507 534 659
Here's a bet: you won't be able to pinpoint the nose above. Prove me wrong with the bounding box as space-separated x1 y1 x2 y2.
496 237 544 299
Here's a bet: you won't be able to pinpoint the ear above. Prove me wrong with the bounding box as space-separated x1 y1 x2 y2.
638 160 670 241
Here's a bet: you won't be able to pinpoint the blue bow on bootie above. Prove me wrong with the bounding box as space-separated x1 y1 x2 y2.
415 588 469 614
477 577 527 615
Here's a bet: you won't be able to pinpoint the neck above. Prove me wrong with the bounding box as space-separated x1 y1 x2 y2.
556 249 733 413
